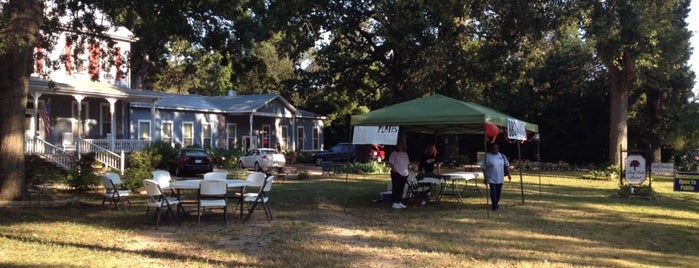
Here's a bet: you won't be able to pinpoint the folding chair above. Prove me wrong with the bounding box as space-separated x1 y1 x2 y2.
233 172 266 218
243 175 274 223
198 179 228 225
101 172 131 210
406 181 432 206
151 170 174 196
143 179 182 228
203 171 228 180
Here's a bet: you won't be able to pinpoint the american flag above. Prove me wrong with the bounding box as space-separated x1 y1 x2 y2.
40 98 52 136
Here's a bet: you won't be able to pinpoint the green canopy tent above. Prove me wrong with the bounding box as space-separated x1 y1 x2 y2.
351 94 538 134
350 94 540 212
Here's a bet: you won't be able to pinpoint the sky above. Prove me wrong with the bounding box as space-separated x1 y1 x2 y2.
687 0 699 98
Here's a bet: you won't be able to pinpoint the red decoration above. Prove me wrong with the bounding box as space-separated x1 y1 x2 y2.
485 123 499 143
114 47 122 81
88 41 101 80
64 41 73 75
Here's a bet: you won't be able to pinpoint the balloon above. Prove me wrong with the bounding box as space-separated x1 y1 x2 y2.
485 123 499 143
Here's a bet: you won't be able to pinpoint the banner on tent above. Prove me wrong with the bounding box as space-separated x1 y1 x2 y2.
352 126 399 145
507 119 527 141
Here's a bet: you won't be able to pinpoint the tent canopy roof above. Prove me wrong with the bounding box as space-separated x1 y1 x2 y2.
350 94 538 134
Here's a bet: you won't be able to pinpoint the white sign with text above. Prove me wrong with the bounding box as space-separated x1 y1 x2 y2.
352 126 399 145
625 155 647 184
507 118 527 141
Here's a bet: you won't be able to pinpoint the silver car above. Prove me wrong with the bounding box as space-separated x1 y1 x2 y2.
238 148 286 172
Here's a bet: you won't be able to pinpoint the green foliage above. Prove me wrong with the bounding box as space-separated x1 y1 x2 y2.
294 152 314 164
24 155 67 185
617 184 655 199
581 165 620 180
208 147 244 169
295 167 309 180
123 150 162 190
146 141 175 169
66 153 100 191
343 162 390 174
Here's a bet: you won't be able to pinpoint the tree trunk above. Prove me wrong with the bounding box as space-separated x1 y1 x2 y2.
0 0 43 200
608 54 634 166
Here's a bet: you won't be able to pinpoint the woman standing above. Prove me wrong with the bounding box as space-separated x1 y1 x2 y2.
389 140 410 209
481 144 511 211
418 144 441 176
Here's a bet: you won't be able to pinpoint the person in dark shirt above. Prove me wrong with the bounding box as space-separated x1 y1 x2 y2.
418 144 441 176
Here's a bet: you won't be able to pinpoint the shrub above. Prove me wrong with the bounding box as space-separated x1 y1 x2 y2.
295 151 314 164
617 184 655 199
146 141 175 169
25 155 67 185
343 161 390 174
209 147 244 169
581 165 620 180
123 150 162 190
296 167 310 180
66 153 100 191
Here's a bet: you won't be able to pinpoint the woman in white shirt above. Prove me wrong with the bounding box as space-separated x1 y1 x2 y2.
388 140 410 209
481 144 511 211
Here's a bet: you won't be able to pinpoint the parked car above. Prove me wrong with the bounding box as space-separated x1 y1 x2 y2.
238 148 286 172
169 148 214 176
312 143 385 165
369 144 386 162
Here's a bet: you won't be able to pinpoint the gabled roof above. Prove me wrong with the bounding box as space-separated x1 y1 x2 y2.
29 76 326 119
203 94 296 114
132 93 326 118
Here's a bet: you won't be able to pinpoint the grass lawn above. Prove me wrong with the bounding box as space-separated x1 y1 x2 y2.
1 170 697 267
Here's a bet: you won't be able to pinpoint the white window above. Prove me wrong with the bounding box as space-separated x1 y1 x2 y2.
138 120 151 140
162 121 173 145
281 125 288 151
100 103 110 137
297 126 305 151
313 127 320 150
202 123 212 149
227 123 237 149
183 122 194 147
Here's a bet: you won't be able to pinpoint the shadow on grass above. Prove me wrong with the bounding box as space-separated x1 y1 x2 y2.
2 174 698 267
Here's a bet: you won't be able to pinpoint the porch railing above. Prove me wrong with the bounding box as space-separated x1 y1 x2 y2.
77 139 125 174
84 138 151 152
25 138 76 170
25 137 151 175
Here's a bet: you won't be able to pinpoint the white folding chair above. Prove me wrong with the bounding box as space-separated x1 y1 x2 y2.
203 171 227 180
143 179 182 228
243 175 274 223
233 172 267 218
151 170 173 194
101 172 131 210
198 179 228 225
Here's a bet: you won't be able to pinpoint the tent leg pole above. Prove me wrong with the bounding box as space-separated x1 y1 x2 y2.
518 142 525 205
538 139 542 199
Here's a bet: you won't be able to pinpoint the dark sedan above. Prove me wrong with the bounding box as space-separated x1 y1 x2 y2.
169 148 214 176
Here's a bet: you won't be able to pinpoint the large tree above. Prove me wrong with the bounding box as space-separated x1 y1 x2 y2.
0 0 43 200
582 1 690 165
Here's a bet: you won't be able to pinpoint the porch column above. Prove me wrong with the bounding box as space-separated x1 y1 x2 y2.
106 98 117 151
31 92 41 153
151 100 156 143
249 114 254 150
292 114 297 152
74 95 84 158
